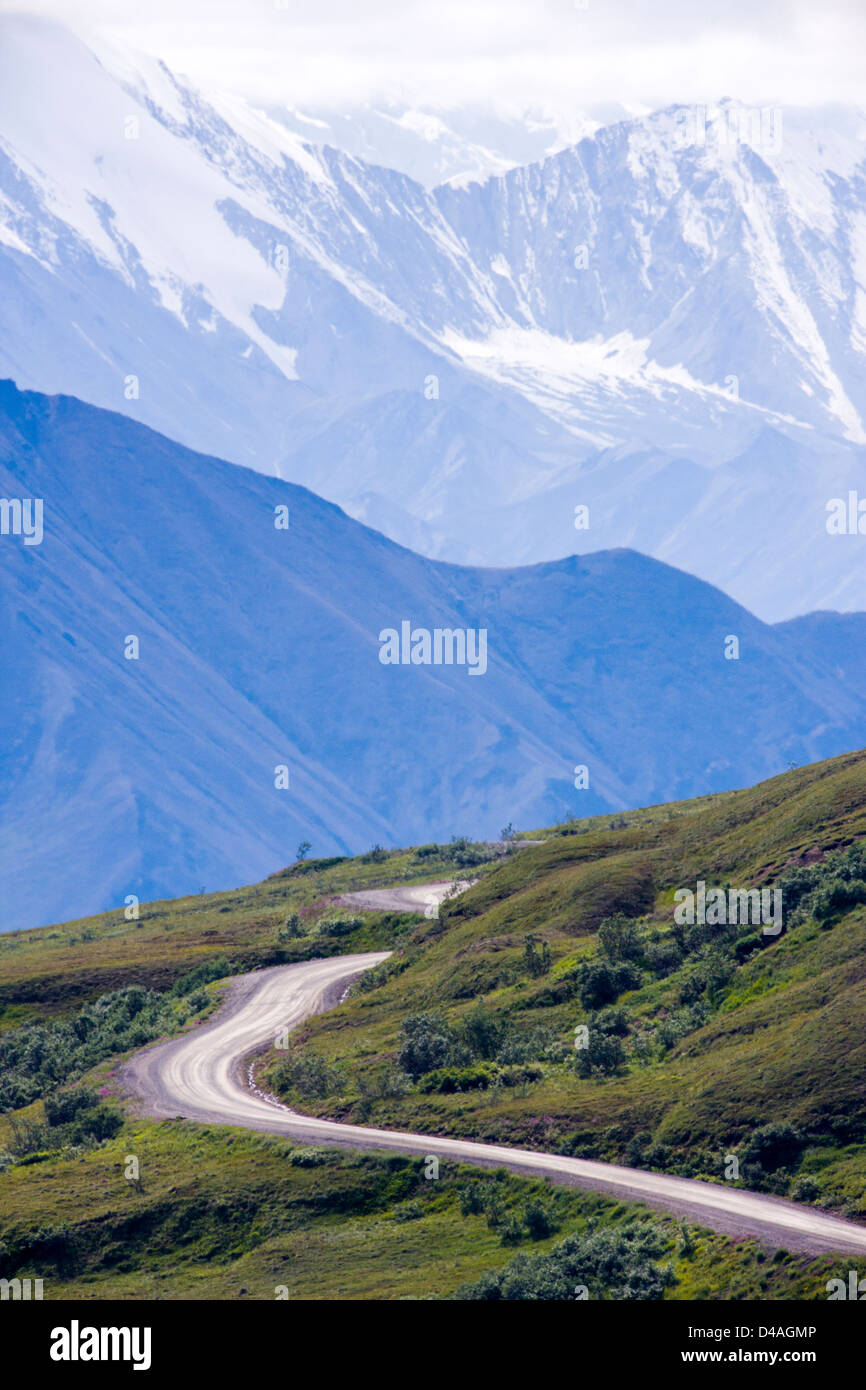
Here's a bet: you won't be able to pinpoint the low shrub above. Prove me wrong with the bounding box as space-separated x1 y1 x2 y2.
418 1063 500 1094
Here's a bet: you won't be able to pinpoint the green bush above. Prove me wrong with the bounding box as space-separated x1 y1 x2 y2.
315 915 363 938
398 1012 456 1078
412 837 497 868
500 1064 543 1087
654 1002 709 1052
644 938 683 977
523 936 552 978
598 914 643 962
495 1024 557 1065
286 856 349 876
813 878 866 922
742 1123 805 1174
456 1220 676 1300
458 1181 488 1216
393 1200 425 1222
499 1213 525 1246
593 1006 630 1036
677 948 734 1005
0 986 202 1112
277 913 305 940
574 1032 626 1078
273 1053 343 1100
356 1068 412 1101
460 1004 504 1060
776 844 866 927
42 1090 95 1127
8 1089 122 1158
790 1174 821 1202
576 958 642 1010
353 953 413 994
288 1147 330 1167
171 957 232 996
417 1063 500 1094
523 1199 559 1240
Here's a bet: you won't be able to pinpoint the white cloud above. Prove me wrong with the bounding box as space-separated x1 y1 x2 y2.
2 0 864 116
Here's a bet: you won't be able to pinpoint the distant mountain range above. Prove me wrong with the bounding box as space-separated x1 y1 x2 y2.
2 19 866 620
2 379 866 931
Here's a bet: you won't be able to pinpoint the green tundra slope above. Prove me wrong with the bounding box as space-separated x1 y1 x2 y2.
4 1113 859 1301
2 750 866 1299
261 750 866 1218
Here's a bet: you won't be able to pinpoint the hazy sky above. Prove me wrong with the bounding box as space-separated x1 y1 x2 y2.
3 0 865 115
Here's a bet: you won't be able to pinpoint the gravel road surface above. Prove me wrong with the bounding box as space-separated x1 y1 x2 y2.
121 950 866 1257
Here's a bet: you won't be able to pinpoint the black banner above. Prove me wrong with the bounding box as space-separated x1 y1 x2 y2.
3 1296 861 1377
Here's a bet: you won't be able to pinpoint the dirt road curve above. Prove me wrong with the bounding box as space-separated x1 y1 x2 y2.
121 951 866 1256
336 880 474 917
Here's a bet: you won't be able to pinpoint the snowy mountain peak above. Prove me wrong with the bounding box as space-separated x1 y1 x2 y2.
2 19 866 619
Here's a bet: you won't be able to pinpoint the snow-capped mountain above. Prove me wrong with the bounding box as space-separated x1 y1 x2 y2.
4 379 866 932
2 17 866 619
265 103 597 190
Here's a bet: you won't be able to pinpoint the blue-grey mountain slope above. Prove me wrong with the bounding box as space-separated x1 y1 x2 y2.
2 379 866 930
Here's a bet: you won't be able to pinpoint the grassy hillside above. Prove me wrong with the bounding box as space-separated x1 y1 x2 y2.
256 751 866 1218
4 751 866 1298
0 1113 859 1301
0 841 505 1024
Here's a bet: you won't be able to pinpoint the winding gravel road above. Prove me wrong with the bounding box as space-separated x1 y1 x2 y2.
336 880 475 917
122 951 866 1256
